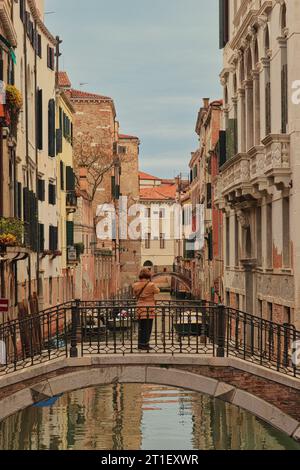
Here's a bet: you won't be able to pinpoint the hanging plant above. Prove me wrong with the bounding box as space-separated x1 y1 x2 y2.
5 85 23 137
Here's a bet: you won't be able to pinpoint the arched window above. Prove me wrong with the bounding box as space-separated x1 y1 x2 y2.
143 261 153 267
264 25 270 55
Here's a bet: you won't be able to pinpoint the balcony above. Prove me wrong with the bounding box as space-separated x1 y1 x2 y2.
218 153 252 201
66 191 77 213
261 134 291 191
0 0 17 47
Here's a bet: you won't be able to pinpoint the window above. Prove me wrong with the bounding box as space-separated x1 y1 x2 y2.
38 179 45 202
256 207 262 266
47 45 55 70
219 0 229 49
160 234 165 250
49 277 53 305
235 214 239 267
38 223 45 252
20 0 25 22
266 203 273 268
145 207 151 219
48 99 56 157
226 216 230 266
48 182 56 205
207 183 212 209
49 226 58 251
145 233 151 250
60 161 65 191
282 197 290 267
36 89 43 150
66 221 74 247
66 166 75 191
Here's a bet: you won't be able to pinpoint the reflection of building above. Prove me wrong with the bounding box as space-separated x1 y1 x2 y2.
217 1 298 326
0 384 297 450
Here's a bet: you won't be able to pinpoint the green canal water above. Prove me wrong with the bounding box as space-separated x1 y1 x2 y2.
0 384 299 450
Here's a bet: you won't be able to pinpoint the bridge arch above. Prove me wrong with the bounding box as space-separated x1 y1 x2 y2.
152 272 192 292
1 357 300 441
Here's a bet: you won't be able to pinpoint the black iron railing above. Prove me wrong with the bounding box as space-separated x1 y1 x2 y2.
0 300 299 379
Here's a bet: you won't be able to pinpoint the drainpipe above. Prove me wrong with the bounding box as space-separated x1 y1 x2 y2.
23 18 31 299
34 21 40 298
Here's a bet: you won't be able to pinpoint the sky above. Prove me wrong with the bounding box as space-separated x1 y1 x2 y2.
45 0 222 178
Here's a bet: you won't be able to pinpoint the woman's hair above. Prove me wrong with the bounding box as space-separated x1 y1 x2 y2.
139 268 152 280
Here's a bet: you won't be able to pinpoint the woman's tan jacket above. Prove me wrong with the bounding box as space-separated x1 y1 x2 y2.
133 281 160 320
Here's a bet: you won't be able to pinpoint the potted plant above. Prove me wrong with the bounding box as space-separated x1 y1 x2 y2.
5 85 23 138
74 243 85 258
0 218 24 253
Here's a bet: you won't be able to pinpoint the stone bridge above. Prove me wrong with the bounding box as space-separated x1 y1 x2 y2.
1 299 300 441
152 266 192 291
1 354 300 441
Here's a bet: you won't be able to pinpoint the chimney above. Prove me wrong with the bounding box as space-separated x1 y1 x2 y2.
203 98 210 109
79 167 88 192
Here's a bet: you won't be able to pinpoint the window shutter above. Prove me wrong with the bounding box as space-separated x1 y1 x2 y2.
281 64 288 134
38 179 45 202
17 182 22 220
208 230 213 261
56 129 63 154
66 221 74 247
219 0 229 49
265 82 271 135
0 57 3 82
48 99 56 157
207 183 212 209
36 89 43 150
48 183 56 205
38 224 45 252
66 166 75 191
111 176 116 199
37 34 42 58
60 161 65 191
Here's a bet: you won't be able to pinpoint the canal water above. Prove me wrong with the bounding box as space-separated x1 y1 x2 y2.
0 383 299 450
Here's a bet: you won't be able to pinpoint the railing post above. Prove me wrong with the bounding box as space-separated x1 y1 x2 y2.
216 304 226 358
70 299 80 358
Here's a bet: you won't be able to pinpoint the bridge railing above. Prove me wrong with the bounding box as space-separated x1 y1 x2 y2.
0 301 299 379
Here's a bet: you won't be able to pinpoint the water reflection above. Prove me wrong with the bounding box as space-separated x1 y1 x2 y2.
0 384 299 450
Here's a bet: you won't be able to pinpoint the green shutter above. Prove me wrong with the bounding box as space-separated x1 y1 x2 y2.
66 166 75 191
48 99 56 157
66 221 74 247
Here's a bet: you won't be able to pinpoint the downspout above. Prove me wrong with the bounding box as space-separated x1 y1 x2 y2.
23 18 31 299
34 21 40 298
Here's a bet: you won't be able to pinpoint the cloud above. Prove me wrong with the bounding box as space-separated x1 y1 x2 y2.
46 0 221 177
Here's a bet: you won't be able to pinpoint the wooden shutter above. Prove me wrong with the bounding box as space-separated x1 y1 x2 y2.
36 89 43 150
111 176 116 199
66 166 75 191
265 82 271 135
38 224 45 252
60 161 65 190
17 182 22 220
48 183 56 205
281 64 288 134
56 129 63 154
20 0 25 22
38 179 45 202
219 0 229 49
66 221 74 247
48 99 56 157
208 230 213 261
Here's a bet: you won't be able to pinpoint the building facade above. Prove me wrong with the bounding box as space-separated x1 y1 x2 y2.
187 99 223 301
216 0 299 327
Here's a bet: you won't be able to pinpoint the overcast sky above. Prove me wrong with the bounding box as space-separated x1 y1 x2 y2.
45 0 222 178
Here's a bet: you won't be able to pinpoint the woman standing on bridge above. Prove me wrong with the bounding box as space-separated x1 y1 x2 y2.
133 269 160 351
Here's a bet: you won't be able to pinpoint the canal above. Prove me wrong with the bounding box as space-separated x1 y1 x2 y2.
0 383 299 450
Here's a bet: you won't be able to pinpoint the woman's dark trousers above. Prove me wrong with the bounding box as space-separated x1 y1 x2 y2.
138 319 153 349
